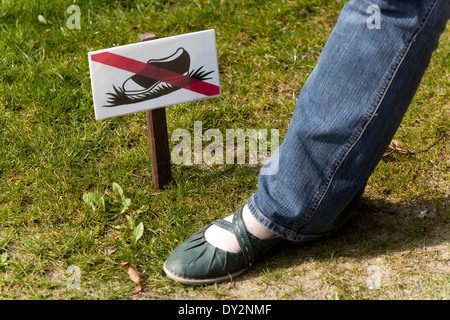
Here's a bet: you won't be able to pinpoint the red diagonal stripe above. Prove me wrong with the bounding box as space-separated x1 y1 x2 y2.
91 52 220 97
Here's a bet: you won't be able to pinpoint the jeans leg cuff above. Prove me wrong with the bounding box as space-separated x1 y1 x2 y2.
246 195 298 241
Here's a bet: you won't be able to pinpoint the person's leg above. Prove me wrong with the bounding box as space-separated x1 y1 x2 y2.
164 0 450 284
248 0 450 241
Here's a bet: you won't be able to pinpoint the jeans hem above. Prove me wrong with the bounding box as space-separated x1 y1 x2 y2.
247 195 324 242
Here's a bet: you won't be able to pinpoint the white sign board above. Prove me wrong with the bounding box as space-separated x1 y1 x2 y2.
88 29 221 120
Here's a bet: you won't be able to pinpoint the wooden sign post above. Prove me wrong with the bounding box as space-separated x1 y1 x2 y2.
139 32 171 190
88 29 221 191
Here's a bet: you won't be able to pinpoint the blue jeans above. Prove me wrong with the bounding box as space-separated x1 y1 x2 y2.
247 0 450 241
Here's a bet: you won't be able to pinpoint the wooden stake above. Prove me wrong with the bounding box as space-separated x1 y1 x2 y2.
139 32 171 190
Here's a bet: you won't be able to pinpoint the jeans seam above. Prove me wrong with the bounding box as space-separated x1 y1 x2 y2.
294 0 440 236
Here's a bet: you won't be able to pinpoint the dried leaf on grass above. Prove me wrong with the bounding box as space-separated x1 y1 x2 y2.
383 139 412 156
383 134 445 157
121 261 143 293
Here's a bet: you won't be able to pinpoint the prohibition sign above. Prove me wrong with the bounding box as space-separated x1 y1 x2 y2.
90 52 220 97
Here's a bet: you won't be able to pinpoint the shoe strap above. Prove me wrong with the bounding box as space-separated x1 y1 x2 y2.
232 205 259 265
211 219 233 232
211 205 269 265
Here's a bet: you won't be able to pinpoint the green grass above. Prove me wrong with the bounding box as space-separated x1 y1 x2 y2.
0 0 448 300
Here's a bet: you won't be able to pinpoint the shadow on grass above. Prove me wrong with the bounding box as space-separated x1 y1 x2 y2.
250 194 449 275
168 163 448 264
137 164 448 299
172 163 448 262
156 166 450 282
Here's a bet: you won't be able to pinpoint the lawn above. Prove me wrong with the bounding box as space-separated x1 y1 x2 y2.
0 0 448 300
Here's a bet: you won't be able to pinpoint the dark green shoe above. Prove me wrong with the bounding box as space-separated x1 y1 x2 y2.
163 205 292 285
